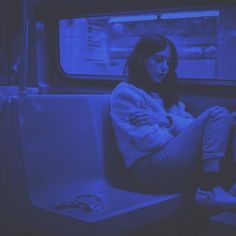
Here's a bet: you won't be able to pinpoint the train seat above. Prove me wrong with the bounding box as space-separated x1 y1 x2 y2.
6 94 192 236
0 96 9 231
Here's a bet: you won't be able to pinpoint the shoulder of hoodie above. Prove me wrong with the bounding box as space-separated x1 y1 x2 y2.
111 81 145 101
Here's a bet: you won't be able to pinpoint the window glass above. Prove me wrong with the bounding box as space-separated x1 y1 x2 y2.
59 8 236 82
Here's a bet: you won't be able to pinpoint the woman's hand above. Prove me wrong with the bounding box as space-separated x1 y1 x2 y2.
129 110 170 127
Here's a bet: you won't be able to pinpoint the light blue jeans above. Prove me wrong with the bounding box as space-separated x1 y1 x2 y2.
129 106 236 193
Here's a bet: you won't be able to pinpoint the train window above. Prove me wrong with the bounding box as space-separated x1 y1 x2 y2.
0 18 8 83
59 8 236 83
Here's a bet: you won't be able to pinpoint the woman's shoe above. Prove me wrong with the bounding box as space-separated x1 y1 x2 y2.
195 186 236 209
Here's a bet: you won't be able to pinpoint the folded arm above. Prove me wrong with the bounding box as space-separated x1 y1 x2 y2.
111 88 174 151
167 101 195 135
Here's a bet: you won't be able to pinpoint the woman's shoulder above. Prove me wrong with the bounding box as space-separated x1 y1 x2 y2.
110 82 146 108
111 82 144 98
113 81 141 92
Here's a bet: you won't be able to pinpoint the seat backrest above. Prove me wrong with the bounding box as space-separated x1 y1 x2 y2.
0 98 9 226
15 94 128 201
17 95 103 196
86 94 128 189
180 94 236 116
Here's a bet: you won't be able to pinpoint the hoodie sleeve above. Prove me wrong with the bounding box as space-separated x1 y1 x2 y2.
168 101 195 135
177 101 195 119
110 85 174 152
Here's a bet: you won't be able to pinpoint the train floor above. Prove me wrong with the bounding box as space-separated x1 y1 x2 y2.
1 207 235 236
123 207 236 236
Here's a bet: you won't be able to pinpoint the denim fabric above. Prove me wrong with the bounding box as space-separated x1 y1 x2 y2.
129 106 234 193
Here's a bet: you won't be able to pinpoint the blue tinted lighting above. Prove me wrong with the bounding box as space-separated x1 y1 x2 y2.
161 10 219 19
109 15 157 23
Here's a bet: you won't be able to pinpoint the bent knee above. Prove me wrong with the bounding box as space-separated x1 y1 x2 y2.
208 106 232 120
208 106 229 114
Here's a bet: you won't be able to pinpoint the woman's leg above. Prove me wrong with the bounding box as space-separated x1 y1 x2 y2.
129 106 232 193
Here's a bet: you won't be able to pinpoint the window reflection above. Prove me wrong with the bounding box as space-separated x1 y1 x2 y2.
59 9 236 82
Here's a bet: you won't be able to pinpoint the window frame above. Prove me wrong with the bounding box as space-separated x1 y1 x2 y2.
56 4 236 86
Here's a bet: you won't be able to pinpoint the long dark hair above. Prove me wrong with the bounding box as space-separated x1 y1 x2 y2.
125 35 178 109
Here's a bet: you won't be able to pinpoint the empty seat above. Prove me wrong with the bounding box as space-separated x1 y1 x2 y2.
6 95 192 236
0 97 9 230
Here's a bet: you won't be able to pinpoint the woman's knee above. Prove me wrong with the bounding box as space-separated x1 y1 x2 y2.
208 106 229 114
208 106 231 120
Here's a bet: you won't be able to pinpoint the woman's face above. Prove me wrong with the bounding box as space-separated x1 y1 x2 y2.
145 46 171 83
